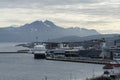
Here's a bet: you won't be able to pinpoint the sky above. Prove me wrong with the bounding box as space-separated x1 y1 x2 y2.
0 0 120 34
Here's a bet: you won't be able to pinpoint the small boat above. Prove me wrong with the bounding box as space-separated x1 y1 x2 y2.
109 46 120 67
102 64 120 80
109 60 120 67
103 64 113 69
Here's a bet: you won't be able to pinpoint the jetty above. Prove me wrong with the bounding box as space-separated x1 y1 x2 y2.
0 51 28 54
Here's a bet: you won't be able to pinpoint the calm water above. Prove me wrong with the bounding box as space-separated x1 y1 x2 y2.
0 42 28 52
0 43 104 80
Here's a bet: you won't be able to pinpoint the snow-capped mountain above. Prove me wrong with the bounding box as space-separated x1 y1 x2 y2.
0 20 99 42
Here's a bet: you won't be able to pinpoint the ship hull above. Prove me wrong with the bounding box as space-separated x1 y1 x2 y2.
34 53 46 59
110 64 120 67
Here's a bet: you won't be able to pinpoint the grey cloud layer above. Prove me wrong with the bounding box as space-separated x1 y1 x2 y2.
0 0 120 33
0 0 119 17
0 0 108 8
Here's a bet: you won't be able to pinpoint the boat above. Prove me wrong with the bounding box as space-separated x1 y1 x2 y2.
33 44 46 59
109 46 120 67
103 64 120 80
87 64 120 80
100 41 120 67
109 60 120 67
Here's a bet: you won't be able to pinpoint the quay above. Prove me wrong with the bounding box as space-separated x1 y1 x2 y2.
0 49 30 54
46 57 110 65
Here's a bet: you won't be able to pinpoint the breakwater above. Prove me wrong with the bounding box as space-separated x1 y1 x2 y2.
0 52 28 54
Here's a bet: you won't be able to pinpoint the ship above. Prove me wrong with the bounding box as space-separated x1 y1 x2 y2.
109 46 120 67
32 44 46 59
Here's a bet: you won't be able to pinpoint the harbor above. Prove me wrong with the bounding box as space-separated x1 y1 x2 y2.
24 37 120 68
29 37 120 80
1 37 120 66
0 37 120 80
0 0 120 79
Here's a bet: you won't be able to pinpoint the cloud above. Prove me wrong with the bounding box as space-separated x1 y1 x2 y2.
0 0 103 8
0 0 120 33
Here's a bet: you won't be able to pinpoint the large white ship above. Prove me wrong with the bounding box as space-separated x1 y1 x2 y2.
32 44 46 59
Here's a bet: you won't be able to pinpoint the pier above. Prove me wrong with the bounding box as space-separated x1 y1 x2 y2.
46 57 110 65
0 52 28 54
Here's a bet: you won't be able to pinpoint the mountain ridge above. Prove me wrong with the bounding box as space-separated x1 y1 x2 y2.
0 20 99 42
48 34 120 42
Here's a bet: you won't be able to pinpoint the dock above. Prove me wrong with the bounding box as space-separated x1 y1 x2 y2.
46 57 110 64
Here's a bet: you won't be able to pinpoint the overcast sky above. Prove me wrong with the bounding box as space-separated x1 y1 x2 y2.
0 0 120 33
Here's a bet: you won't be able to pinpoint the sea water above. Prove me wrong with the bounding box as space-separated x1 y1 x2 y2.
0 43 104 80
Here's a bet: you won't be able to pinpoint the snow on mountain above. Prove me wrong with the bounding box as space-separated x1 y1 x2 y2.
0 20 99 42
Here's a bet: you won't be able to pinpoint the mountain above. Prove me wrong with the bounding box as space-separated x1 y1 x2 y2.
0 20 99 42
49 34 120 42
